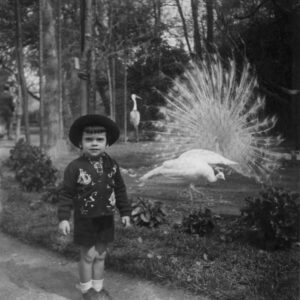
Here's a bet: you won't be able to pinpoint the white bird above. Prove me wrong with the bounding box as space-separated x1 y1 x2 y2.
178 149 238 166
130 94 142 142
140 149 238 205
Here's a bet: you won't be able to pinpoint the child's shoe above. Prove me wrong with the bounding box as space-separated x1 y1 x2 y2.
82 288 97 300
96 288 112 300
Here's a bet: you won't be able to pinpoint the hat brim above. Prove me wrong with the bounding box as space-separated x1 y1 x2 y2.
69 114 120 147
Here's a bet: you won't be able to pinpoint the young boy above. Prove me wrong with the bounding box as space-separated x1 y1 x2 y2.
58 114 131 300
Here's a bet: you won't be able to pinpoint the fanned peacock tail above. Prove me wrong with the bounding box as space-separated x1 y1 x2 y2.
149 56 283 182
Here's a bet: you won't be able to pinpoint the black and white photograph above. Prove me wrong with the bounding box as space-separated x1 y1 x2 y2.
0 1 299 299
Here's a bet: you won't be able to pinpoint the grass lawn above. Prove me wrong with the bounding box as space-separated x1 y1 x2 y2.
1 141 299 300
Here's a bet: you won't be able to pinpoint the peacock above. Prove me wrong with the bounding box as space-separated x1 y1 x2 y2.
139 150 238 203
140 56 283 202
129 94 142 142
144 56 283 183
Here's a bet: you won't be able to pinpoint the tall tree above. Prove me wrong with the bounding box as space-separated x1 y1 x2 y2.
15 0 30 143
292 0 300 149
206 0 214 52
42 0 60 148
174 0 193 56
39 0 45 148
107 0 116 120
57 0 63 138
153 0 161 38
191 0 202 59
79 0 94 115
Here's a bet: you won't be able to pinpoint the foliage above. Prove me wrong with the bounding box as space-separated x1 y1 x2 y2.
240 186 300 250
216 0 293 138
128 39 190 114
40 184 62 204
1 190 299 300
5 139 57 192
177 208 215 237
131 196 168 228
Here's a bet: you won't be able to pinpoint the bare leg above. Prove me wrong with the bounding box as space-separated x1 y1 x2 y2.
78 246 96 283
93 243 107 280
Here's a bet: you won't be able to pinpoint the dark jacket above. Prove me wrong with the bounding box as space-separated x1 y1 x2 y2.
58 153 131 221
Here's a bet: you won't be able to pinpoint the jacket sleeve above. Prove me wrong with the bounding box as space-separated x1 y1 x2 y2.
57 163 77 221
114 163 132 217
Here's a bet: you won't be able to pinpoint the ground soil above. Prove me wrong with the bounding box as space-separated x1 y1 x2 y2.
0 137 299 300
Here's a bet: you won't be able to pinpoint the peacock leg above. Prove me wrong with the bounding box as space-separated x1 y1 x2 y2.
136 127 139 142
188 187 194 205
189 183 205 198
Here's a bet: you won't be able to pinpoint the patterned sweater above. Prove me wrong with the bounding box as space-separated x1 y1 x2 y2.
58 153 131 221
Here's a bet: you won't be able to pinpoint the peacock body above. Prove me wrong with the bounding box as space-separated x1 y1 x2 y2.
130 94 142 142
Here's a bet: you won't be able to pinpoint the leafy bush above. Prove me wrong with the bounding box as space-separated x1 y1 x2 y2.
131 197 168 228
240 187 300 250
40 184 62 204
179 208 215 237
5 139 57 192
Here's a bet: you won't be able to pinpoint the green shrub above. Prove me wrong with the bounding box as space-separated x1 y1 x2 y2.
40 184 62 204
131 197 168 228
5 139 57 192
179 208 215 236
240 187 300 250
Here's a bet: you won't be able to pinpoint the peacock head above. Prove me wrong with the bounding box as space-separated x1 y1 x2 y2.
131 94 142 101
216 171 225 180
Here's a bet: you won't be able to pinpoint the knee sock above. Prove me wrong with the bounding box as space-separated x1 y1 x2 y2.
79 280 93 293
92 279 104 292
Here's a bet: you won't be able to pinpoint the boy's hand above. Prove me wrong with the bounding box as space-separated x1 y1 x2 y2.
59 220 70 235
121 216 131 228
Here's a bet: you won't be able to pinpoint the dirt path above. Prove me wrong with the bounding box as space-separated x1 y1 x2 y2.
0 231 206 300
0 140 207 300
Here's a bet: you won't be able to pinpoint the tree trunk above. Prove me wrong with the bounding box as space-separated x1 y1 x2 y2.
292 2 300 149
107 1 116 121
15 0 30 144
79 0 94 115
15 84 22 140
87 0 96 113
206 0 214 53
39 0 45 148
175 0 193 56
153 0 161 38
111 55 116 121
107 62 113 119
123 57 128 142
191 0 202 59
42 0 60 149
57 0 63 138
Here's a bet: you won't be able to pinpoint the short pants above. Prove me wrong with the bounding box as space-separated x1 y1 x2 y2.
73 215 114 247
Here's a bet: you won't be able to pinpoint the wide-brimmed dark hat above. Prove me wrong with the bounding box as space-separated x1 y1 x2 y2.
69 114 120 147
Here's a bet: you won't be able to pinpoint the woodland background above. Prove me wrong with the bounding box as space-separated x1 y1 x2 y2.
0 0 299 150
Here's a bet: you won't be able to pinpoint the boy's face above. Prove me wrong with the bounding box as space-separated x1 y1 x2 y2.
81 131 107 157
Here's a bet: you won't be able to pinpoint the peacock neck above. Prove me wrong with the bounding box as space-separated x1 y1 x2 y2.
210 176 218 183
132 99 137 110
